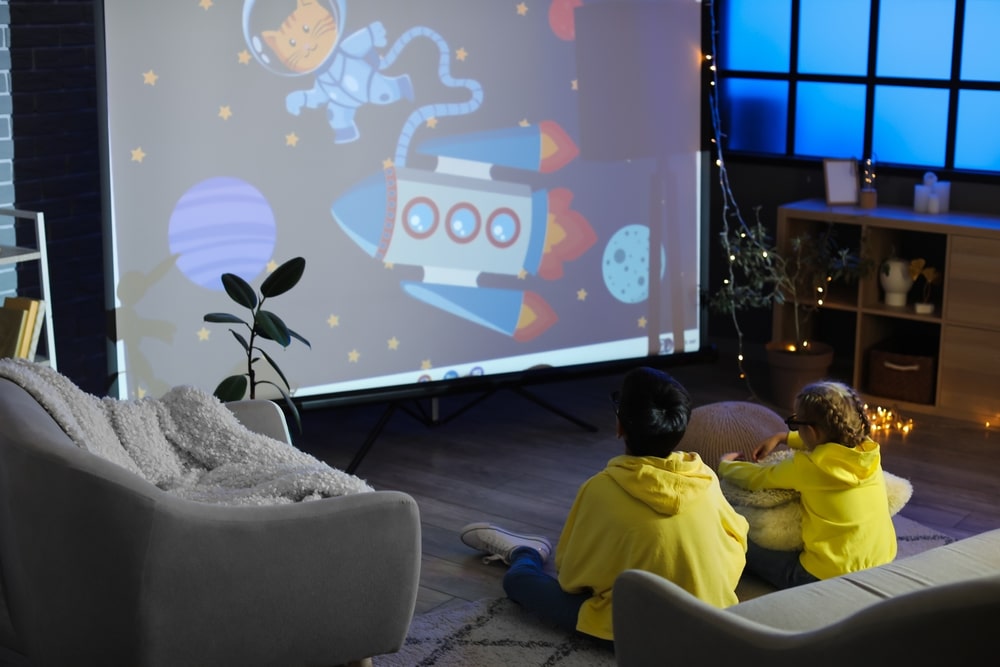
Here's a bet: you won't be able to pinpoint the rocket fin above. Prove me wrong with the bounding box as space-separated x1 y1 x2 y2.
402 281 557 341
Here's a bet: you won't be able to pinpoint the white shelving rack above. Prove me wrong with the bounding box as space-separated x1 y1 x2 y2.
0 208 56 368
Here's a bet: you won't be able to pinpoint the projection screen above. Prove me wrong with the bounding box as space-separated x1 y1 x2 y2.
97 0 705 404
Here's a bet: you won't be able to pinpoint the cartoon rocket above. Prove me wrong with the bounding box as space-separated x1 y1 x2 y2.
331 121 595 341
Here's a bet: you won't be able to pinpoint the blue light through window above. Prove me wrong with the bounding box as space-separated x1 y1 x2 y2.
721 0 791 72
798 0 870 76
721 78 788 153
795 82 865 158
955 91 1000 171
961 0 1000 82
873 86 949 167
877 0 955 80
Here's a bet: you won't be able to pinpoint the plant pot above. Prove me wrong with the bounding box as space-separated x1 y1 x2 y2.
879 258 913 307
765 341 835 412
914 302 935 315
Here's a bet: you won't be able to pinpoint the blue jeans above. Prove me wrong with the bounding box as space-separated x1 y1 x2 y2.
746 540 820 589
502 547 599 639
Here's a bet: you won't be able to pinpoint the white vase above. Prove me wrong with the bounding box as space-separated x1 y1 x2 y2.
880 258 913 307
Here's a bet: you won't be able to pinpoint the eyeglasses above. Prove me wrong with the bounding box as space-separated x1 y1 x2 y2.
784 414 814 430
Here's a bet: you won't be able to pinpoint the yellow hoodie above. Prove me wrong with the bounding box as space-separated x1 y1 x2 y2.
718 432 897 580
555 452 749 641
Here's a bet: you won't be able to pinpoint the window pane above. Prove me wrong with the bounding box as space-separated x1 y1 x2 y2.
795 82 866 158
721 78 788 153
799 0 871 76
721 0 791 72
872 86 948 166
955 90 1000 171
961 0 1000 82
876 0 955 79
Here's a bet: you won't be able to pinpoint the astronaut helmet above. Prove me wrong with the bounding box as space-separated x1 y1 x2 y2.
242 0 346 76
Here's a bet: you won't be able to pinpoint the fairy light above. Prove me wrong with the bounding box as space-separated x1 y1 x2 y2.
865 404 914 436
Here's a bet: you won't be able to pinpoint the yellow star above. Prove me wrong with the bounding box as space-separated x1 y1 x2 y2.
517 269 527 279
238 49 252 65
142 69 158 85
199 0 213 9
131 147 146 162
426 117 438 129
388 336 400 350
348 349 360 363
266 260 278 272
285 132 299 147
517 2 528 16
456 47 468 61
638 316 648 329
327 314 340 327
421 359 433 370
577 288 588 301
519 118 530 127
382 157 395 170
218 105 233 120
137 387 147 399
571 79 578 91
384 262 394 270
197 327 210 341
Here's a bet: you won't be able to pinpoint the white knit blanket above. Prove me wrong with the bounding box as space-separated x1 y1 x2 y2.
0 359 373 505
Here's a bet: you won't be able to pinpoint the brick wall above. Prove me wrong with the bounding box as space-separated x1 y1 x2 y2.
7 0 106 394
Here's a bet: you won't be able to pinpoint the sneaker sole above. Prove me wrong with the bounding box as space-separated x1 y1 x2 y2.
459 522 552 552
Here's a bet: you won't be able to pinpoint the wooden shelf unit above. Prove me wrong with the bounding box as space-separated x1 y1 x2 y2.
0 208 56 368
775 199 1000 425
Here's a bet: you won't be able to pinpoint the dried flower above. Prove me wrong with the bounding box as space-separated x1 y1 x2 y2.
909 258 941 303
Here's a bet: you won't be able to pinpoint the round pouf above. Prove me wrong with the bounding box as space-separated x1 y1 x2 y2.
677 401 787 472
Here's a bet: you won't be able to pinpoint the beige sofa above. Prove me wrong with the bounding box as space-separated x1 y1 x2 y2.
613 527 1000 666
0 375 421 667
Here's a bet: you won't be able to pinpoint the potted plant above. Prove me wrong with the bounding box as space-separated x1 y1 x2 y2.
909 258 940 314
710 208 871 408
204 257 310 432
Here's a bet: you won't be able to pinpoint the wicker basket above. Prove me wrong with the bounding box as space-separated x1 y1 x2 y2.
867 343 936 405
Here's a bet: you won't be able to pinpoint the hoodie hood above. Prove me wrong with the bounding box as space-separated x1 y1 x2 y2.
603 452 716 516
808 437 882 485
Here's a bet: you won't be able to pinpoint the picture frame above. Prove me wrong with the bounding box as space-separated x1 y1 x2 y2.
823 158 859 205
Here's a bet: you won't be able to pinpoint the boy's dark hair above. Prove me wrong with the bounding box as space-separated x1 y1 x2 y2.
616 367 691 457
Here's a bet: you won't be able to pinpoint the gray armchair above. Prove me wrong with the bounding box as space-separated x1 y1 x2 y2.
0 377 421 667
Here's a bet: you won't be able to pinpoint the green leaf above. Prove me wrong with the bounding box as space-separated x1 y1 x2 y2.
259 347 291 390
221 273 258 309
261 257 305 298
214 375 248 401
204 313 246 325
228 329 250 353
288 327 311 348
255 310 291 346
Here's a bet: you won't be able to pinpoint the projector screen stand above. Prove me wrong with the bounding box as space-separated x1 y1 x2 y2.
344 385 597 474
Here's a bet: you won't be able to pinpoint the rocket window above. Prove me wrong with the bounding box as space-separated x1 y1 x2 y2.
446 203 481 244
487 208 520 248
402 197 439 239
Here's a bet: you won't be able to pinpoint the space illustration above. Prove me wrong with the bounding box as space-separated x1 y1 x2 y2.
104 0 701 400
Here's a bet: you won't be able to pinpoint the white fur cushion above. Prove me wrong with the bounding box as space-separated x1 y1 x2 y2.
721 449 913 551
680 401 913 551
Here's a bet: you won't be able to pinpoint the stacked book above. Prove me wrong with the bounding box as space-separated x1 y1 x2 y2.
0 297 46 360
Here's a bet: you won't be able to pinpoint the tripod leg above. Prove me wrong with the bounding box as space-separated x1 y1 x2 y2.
510 385 598 432
345 402 398 474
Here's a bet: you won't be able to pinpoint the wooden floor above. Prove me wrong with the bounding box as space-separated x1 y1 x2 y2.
294 339 1000 615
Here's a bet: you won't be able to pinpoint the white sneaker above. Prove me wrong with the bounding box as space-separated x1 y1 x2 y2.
460 522 552 564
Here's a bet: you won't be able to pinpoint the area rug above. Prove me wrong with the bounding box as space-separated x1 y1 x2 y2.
376 514 954 666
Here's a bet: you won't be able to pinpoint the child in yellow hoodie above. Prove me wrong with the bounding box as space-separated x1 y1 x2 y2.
460 367 749 642
719 380 897 589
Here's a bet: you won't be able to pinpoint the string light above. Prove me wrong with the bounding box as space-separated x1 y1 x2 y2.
865 404 914 436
